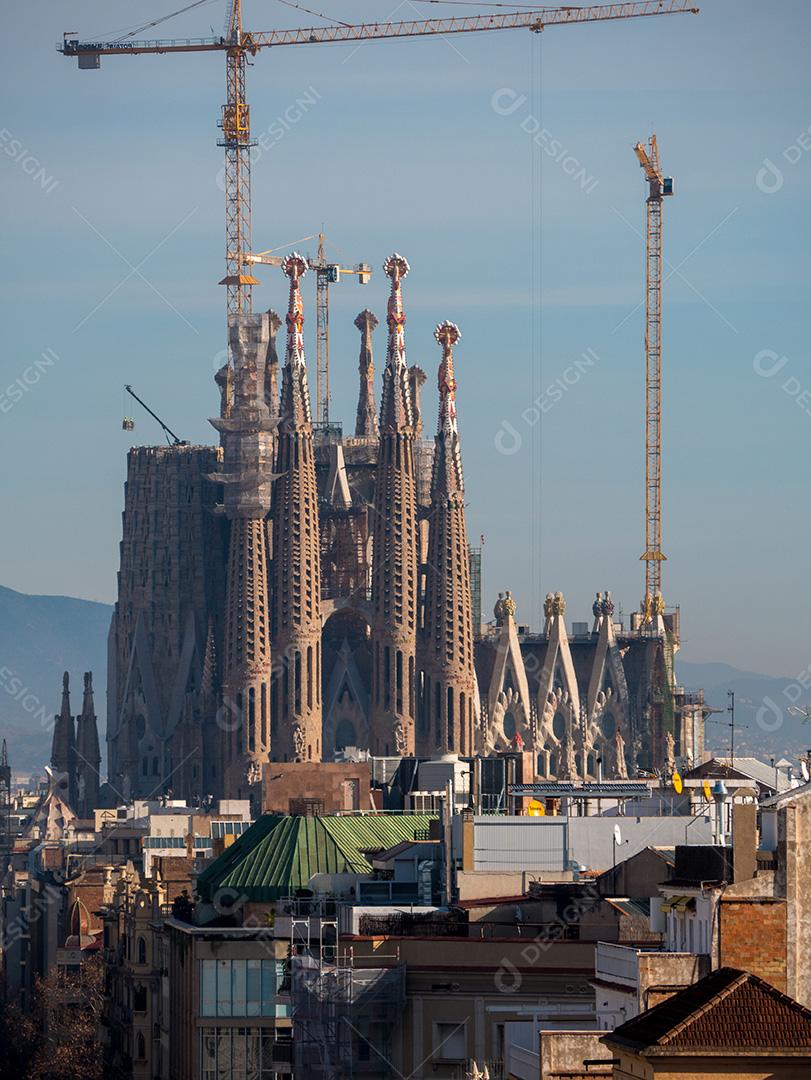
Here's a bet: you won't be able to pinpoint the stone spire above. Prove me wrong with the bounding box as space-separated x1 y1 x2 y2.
354 309 379 438
271 254 323 762
0 738 11 793
378 255 414 433
418 323 476 756
75 671 101 818
264 309 282 419
209 311 277 801
409 365 427 438
51 671 77 808
369 254 418 756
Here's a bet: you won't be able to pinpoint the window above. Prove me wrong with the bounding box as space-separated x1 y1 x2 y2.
137 936 147 964
433 1021 466 1062
135 1032 145 1060
201 1027 286 1080
210 820 251 840
199 960 284 1018
289 798 324 817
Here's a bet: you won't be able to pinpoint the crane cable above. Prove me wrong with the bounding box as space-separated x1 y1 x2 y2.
273 0 352 27
109 0 221 43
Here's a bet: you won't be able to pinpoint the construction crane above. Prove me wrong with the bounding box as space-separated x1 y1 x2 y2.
634 133 674 624
124 384 187 446
246 232 371 424
61 2 698 414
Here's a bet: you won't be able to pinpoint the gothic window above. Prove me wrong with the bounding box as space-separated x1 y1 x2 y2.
502 711 517 742
261 684 267 750
408 656 415 718
136 1032 146 1059
396 651 403 714
307 646 313 711
294 652 302 714
137 936 147 965
447 688 454 750
552 711 567 741
384 647 392 710
434 682 442 748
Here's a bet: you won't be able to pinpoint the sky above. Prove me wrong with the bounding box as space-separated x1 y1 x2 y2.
0 0 809 677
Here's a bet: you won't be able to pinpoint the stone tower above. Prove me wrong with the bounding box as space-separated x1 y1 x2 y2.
418 322 476 756
51 672 77 808
271 254 323 762
75 671 101 818
369 254 419 756
354 309 379 438
210 312 276 799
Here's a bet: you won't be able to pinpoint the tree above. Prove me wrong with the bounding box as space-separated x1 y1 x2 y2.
26 953 105 1080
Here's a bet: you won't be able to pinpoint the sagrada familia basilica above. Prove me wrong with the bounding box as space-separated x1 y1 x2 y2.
102 253 705 804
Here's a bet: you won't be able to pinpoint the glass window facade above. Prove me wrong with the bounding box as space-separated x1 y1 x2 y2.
144 835 186 849
199 959 288 1018
211 820 252 839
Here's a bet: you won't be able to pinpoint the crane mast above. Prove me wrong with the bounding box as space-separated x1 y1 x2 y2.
60 3 698 417
247 233 371 424
217 2 258 416
634 134 673 624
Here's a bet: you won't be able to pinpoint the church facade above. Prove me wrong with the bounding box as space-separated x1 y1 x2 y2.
106 255 703 804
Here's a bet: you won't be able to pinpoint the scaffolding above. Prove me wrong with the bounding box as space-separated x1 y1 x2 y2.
285 897 405 1079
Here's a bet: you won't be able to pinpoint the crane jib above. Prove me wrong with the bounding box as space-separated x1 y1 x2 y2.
58 4 698 60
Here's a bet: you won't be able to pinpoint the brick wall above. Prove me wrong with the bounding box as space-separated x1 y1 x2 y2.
262 760 371 814
719 897 787 992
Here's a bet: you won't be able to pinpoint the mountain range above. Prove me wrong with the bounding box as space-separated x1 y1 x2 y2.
0 585 808 773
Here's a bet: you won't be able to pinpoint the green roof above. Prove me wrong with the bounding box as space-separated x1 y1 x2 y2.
196 814 435 902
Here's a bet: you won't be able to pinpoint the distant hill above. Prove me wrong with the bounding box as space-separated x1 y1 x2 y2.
0 585 112 774
677 659 811 762
0 585 808 774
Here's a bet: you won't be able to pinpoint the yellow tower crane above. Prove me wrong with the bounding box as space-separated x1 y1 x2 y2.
61 2 698 415
246 232 371 425
634 133 674 624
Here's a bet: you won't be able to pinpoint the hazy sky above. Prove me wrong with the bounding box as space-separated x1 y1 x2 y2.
1 1 809 677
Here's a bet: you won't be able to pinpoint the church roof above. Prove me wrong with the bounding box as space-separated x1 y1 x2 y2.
604 968 811 1054
196 813 435 901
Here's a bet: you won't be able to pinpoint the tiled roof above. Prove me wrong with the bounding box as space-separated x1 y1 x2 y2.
196 813 434 901
605 968 811 1053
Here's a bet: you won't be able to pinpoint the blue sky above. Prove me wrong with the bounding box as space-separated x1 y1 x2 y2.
1 1 809 676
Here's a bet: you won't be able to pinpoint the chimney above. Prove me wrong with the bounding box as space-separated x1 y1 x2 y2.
732 799 757 883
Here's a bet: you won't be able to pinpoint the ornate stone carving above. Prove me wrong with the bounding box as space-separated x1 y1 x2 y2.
614 729 628 780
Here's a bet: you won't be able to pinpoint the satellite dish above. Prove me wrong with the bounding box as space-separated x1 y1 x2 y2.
801 760 809 783
672 771 683 795
702 779 712 802
613 824 622 846
527 798 545 817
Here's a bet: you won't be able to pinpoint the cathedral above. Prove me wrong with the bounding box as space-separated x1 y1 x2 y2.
106 253 704 804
